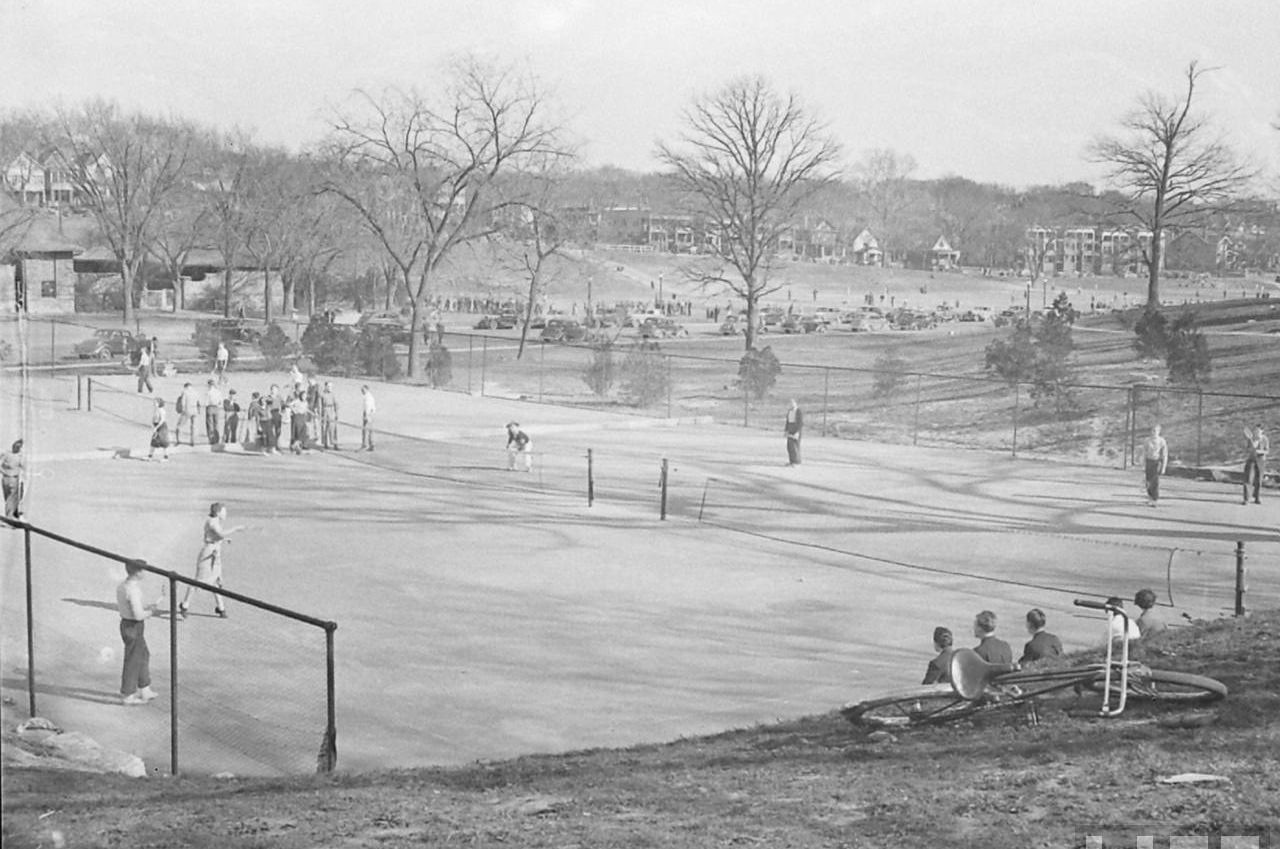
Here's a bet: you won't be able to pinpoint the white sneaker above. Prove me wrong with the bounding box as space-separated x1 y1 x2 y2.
121 692 146 706
138 687 158 702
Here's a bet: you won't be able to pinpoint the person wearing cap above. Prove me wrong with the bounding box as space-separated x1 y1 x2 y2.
2 438 26 519
506 422 531 472
921 626 954 685
1019 608 1063 665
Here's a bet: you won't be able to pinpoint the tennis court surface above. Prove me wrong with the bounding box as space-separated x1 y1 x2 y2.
2 370 1276 774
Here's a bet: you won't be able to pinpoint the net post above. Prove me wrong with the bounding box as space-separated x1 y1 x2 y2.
87 376 93 412
1195 389 1203 467
1235 541 1246 617
77 373 83 410
480 337 487 397
168 568 179 776
538 340 545 403
586 449 594 507
24 524 36 718
466 336 473 394
659 458 669 521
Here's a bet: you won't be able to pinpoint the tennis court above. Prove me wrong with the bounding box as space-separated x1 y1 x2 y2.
2 369 1276 774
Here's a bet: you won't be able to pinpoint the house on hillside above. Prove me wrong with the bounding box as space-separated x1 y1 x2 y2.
929 235 960 270
849 228 882 265
3 150 79 207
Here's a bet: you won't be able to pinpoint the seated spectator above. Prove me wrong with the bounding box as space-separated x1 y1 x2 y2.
921 627 954 685
1105 596 1142 645
1019 608 1063 665
972 610 1013 665
1133 589 1169 638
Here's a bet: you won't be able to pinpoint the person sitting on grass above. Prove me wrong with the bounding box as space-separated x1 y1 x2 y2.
1133 589 1168 639
1019 608 1063 665
922 626 954 685
1105 596 1142 645
972 610 1013 665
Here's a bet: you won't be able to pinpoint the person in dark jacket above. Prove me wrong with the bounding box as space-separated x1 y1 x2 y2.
1019 608 1063 665
972 610 1013 665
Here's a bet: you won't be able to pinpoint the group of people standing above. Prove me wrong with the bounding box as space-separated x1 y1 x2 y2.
146 369 366 458
922 593 1170 686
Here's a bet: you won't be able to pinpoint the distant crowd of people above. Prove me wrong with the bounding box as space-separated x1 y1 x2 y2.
922 593 1170 685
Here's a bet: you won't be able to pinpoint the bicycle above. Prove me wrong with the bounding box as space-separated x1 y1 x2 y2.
842 599 1227 729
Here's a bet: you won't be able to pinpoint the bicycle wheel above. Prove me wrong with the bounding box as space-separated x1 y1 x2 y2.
842 686 980 729
1087 669 1227 703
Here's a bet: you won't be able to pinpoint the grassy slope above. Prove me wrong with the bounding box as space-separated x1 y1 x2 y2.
4 612 1278 848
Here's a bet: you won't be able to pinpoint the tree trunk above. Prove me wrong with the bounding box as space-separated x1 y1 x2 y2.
743 290 758 351
263 263 272 325
517 266 540 360
1147 224 1162 307
404 269 420 377
121 262 136 325
223 267 233 318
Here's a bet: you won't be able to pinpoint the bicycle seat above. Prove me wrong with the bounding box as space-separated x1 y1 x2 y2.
949 648 1017 699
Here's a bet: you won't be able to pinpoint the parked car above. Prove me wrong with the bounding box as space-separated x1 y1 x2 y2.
74 328 141 360
719 314 745 335
474 314 500 329
495 312 520 330
540 318 587 343
761 308 785 329
844 309 890 332
639 316 689 339
890 309 938 331
781 314 827 333
358 312 412 344
191 318 263 346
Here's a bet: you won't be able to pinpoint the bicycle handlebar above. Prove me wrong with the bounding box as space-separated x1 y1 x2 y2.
1074 598 1116 612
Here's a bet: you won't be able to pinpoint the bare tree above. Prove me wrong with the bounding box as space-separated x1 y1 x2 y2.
43 101 195 324
656 76 841 350
854 148 916 266
1090 62 1254 306
497 152 582 358
323 57 566 376
193 130 263 317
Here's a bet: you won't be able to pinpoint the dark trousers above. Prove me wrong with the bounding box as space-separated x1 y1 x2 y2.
119 619 150 695
137 368 153 393
1144 460 1161 501
786 435 801 465
1243 457 1263 502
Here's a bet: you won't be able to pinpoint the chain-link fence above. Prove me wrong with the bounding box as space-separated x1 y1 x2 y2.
419 331 1280 472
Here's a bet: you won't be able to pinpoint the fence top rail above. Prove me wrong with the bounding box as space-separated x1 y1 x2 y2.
2 517 336 632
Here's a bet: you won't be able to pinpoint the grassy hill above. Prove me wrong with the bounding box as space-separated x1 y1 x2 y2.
4 611 1277 848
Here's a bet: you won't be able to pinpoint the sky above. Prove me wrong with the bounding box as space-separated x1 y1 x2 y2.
2 0 1278 190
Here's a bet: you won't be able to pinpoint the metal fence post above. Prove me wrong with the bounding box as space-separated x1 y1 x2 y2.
659 458 669 520
467 336 473 394
87 377 93 412
1196 389 1204 467
912 373 922 447
321 623 338 773
1012 383 1020 457
24 525 35 718
168 569 179 776
480 337 488 397
666 356 672 419
587 449 594 507
77 374 83 411
742 384 749 428
1235 541 1247 617
822 367 830 436
538 341 545 403
50 319 55 366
